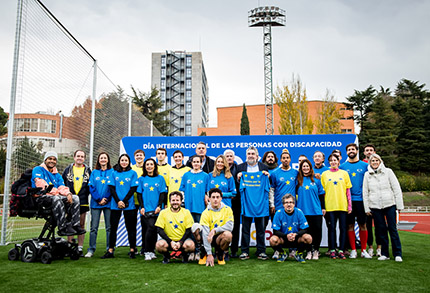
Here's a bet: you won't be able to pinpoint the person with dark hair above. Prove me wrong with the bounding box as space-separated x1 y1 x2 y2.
262 151 279 173
321 153 352 260
270 194 312 263
296 159 325 260
331 149 342 163
131 149 145 255
156 147 171 191
102 154 139 259
85 152 113 258
137 158 167 261
167 150 190 207
155 191 195 264
186 142 215 173
363 144 375 163
195 188 234 266
62 150 91 256
340 143 371 259
363 154 404 262
313 151 329 180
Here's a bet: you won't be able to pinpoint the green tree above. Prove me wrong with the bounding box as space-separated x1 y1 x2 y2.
392 79 430 173
315 90 343 134
240 104 250 135
131 86 170 136
0 106 8 136
0 145 6 178
199 131 207 136
275 75 313 134
12 137 42 174
346 86 376 131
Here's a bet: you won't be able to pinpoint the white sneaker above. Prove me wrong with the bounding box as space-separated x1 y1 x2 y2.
305 251 312 260
349 249 357 259
289 249 297 259
395 256 403 262
195 253 200 261
361 250 372 259
368 248 374 257
272 250 280 259
188 252 195 262
312 250 319 260
378 255 390 261
84 251 93 258
144 252 152 261
150 252 157 259
376 248 382 257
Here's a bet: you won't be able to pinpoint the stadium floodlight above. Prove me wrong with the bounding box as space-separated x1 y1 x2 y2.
248 6 286 135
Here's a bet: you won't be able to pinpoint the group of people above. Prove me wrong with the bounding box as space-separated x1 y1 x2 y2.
30 141 404 265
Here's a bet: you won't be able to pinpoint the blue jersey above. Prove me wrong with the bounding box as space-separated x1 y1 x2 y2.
296 176 325 216
108 169 139 211
272 207 309 234
314 165 329 176
239 171 270 217
340 161 368 201
31 166 65 188
270 168 298 211
180 171 210 214
137 175 167 212
208 172 236 207
89 168 113 209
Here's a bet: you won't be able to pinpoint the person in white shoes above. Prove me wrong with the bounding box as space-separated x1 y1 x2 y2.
363 154 403 262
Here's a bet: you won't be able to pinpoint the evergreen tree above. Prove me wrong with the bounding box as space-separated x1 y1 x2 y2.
131 86 170 136
240 104 250 135
346 86 376 131
12 137 42 175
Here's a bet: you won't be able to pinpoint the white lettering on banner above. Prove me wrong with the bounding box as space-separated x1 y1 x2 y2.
289 141 342 148
234 142 273 149
141 143 155 150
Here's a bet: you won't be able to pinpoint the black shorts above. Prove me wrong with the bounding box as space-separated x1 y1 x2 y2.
80 205 90 214
211 233 222 247
347 201 366 225
279 234 300 248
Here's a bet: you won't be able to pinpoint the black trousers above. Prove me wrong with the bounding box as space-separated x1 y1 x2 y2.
305 215 323 251
230 196 241 254
142 216 158 253
109 209 137 250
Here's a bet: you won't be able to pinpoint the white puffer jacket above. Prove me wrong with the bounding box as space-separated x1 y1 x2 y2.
362 162 404 213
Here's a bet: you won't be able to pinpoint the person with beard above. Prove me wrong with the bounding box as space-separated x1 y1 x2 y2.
155 191 195 264
340 143 371 259
262 151 279 173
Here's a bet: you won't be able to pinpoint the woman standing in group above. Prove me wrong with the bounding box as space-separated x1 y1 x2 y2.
321 153 352 260
102 154 139 259
85 152 113 258
363 153 404 262
136 158 167 261
209 155 236 207
296 159 325 260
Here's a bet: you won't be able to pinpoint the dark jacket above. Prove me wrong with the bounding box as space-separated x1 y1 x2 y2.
62 163 91 206
186 155 215 174
236 161 269 174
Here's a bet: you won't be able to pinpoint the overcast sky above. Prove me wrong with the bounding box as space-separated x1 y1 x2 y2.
1 0 429 126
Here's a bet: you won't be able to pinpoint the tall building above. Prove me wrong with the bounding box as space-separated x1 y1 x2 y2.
152 51 209 136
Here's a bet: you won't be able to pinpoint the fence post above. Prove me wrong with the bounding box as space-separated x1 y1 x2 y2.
89 60 97 169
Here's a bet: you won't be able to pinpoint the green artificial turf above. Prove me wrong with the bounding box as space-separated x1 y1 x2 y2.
0 231 429 292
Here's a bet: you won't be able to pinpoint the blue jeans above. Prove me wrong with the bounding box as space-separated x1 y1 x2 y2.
371 205 402 257
192 213 201 223
241 216 266 255
88 207 111 253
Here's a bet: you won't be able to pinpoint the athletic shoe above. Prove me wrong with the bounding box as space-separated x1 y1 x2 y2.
224 251 230 262
395 256 403 262
239 252 250 260
272 250 280 260
84 251 93 258
330 251 337 259
218 253 226 265
378 255 390 261
72 225 86 235
198 255 207 265
101 251 114 259
162 256 170 264
325 250 332 256
150 252 157 259
230 252 238 258
376 248 382 257
338 252 346 260
277 253 288 262
195 253 201 261
295 252 306 263
368 248 374 257
182 253 189 263
349 249 357 259
144 252 152 261
312 250 319 260
305 251 312 260
289 249 297 259
140 248 145 256
257 252 268 260
361 250 372 259
188 252 195 262
78 249 84 257
58 225 76 236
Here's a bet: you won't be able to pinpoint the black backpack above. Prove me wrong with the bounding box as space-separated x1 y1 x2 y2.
10 168 35 217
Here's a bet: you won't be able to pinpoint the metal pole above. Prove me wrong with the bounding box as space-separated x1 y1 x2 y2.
1 0 24 246
150 120 153 136
89 60 97 169
128 97 132 136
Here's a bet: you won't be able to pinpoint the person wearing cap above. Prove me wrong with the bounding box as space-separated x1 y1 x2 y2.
31 151 85 236
363 153 404 262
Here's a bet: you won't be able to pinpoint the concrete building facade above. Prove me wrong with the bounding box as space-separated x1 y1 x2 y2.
152 51 209 136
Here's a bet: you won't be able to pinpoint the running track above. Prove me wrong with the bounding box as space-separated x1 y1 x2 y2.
399 213 430 235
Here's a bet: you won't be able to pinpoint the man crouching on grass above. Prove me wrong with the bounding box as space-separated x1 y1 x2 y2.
270 194 312 263
155 191 195 264
194 188 234 266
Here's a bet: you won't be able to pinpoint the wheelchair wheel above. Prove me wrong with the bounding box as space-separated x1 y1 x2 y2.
70 248 80 261
41 251 53 264
8 248 20 261
21 242 37 263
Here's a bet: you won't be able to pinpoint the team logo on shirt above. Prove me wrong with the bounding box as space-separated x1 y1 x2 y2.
96 176 100 181
125 178 131 182
197 180 203 184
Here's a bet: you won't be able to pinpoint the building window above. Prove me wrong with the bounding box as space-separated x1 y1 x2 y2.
186 103 192 113
39 138 55 148
15 118 38 132
186 56 192 67
186 80 191 90
186 91 191 102
161 68 166 78
185 125 191 136
161 79 166 89
341 129 353 133
161 56 166 67
186 68 192 78
40 119 56 134
186 114 191 124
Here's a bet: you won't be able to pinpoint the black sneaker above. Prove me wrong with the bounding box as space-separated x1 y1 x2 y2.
79 249 84 257
230 252 239 258
101 251 114 259
224 251 230 262
72 225 86 235
182 252 189 263
58 225 76 236
129 251 136 259
162 256 170 264
257 252 268 260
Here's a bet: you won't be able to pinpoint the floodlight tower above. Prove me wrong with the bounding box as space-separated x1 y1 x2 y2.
248 6 286 135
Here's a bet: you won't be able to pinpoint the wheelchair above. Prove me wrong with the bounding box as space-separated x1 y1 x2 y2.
8 185 81 264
